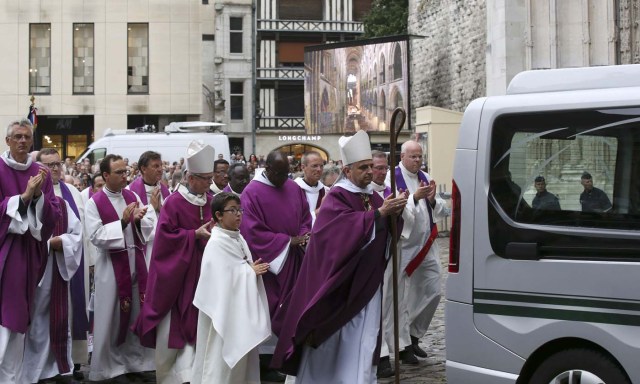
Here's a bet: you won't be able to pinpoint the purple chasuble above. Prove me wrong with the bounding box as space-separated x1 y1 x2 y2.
92 189 147 345
271 186 390 375
0 161 60 333
128 177 170 205
59 182 89 340
133 191 212 349
239 179 312 332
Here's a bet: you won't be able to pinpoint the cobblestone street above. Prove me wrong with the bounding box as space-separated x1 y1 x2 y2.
377 237 448 384
78 237 450 384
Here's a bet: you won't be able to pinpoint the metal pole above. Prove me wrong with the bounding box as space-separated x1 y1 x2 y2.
388 107 406 384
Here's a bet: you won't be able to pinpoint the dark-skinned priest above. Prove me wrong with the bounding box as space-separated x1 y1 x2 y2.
240 150 312 382
272 130 408 383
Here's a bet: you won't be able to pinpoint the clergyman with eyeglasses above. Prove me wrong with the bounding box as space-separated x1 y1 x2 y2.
0 119 61 382
133 140 215 383
84 153 156 382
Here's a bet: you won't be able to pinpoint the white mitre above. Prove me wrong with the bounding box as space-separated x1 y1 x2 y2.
339 130 372 165
186 140 215 173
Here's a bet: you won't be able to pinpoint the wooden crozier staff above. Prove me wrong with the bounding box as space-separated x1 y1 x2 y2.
388 107 406 384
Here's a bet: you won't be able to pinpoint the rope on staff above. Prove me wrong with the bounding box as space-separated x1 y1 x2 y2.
388 107 406 384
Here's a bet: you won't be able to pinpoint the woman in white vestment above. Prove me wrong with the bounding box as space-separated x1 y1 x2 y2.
192 192 271 384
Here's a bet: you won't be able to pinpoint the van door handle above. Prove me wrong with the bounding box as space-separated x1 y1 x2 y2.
505 242 540 260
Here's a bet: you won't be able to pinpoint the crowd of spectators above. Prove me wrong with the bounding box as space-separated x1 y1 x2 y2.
61 151 346 192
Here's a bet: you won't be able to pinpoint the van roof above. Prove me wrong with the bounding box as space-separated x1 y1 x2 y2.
506 64 640 95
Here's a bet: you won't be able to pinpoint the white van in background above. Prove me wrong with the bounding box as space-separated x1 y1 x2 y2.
447 64 640 383
76 122 230 165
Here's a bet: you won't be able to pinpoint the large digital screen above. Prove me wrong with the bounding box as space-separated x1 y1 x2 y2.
304 36 409 135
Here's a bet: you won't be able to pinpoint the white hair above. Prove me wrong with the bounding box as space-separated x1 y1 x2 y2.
6 119 34 138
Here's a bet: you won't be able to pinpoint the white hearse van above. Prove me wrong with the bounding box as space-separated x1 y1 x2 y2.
447 64 640 384
76 122 230 165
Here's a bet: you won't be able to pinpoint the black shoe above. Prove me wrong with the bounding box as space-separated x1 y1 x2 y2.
125 371 156 383
71 364 84 381
399 345 419 365
411 335 429 358
376 356 395 378
260 368 286 382
106 375 131 384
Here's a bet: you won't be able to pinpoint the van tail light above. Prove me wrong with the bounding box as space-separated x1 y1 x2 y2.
449 180 461 273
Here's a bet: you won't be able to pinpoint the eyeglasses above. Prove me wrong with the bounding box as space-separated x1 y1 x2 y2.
222 208 244 215
373 166 389 171
111 169 128 175
43 161 62 168
192 173 214 182
9 134 32 141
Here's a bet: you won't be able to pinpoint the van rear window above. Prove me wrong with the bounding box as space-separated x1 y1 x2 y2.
488 107 640 259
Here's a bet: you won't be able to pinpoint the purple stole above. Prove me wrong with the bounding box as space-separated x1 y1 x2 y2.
316 187 325 210
394 167 438 277
59 183 89 340
129 178 170 205
50 197 70 374
92 189 148 345
222 184 233 194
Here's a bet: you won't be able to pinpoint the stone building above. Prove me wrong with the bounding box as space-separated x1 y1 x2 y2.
408 0 640 113
408 0 640 208
0 0 208 156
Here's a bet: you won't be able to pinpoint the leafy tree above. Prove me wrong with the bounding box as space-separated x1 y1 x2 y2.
362 0 409 38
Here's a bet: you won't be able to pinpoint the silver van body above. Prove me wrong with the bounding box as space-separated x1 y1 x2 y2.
446 64 640 383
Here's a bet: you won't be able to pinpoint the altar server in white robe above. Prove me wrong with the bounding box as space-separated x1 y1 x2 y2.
192 192 271 384
85 154 156 382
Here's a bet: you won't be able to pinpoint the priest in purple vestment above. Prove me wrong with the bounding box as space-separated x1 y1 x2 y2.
0 119 61 382
240 151 312 382
127 151 171 268
133 141 215 383
222 163 250 197
272 131 407 383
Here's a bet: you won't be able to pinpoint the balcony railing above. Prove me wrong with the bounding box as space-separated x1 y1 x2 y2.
257 116 305 130
257 67 304 80
257 19 363 33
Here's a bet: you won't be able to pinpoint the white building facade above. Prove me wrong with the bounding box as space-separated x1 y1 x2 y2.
0 0 204 157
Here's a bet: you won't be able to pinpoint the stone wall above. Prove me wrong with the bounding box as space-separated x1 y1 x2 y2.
408 0 487 115
619 0 640 64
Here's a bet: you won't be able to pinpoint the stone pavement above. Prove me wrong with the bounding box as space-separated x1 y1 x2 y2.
77 237 450 384
377 237 448 384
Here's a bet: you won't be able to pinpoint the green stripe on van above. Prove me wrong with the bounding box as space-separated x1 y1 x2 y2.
474 290 640 312
474 303 640 326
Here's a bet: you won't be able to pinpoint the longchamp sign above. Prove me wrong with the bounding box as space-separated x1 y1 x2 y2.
277 135 322 141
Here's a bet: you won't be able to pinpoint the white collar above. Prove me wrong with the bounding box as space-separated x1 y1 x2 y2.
399 162 418 179
214 225 240 239
1 150 33 171
177 184 207 206
104 186 123 197
294 177 325 193
255 170 276 187
370 182 387 192
335 177 373 195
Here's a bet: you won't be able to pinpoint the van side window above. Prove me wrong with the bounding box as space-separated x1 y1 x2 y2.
90 148 106 165
488 107 640 259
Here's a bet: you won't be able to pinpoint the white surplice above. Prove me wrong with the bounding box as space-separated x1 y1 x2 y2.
293 177 325 226
84 188 156 381
126 183 162 268
19 199 83 384
385 163 447 339
192 226 271 384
